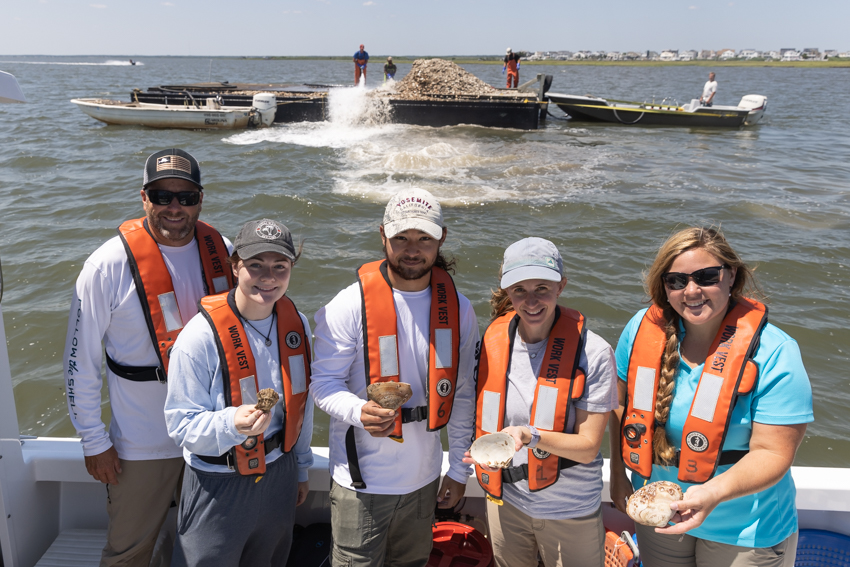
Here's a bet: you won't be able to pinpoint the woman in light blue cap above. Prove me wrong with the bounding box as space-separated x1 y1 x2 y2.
464 237 618 567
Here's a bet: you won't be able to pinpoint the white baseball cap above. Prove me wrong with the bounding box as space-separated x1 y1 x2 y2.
506 48 512 54
500 237 563 288
382 188 444 240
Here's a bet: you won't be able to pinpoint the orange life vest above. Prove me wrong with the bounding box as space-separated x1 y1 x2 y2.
358 259 460 439
474 307 586 502
117 217 233 379
198 290 311 475
622 298 767 483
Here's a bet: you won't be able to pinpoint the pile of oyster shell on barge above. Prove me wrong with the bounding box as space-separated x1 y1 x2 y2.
469 432 517 469
254 388 280 413
366 382 413 410
383 58 499 101
627 480 684 527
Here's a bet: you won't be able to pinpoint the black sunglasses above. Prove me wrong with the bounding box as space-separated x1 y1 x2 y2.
662 265 728 290
145 188 201 206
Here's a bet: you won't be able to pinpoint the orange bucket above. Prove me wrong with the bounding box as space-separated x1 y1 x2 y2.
428 521 494 567
604 530 636 567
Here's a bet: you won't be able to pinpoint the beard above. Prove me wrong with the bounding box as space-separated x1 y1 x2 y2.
384 246 437 281
147 207 200 243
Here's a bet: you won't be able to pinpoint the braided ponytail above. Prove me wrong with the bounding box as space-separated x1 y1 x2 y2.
653 304 680 465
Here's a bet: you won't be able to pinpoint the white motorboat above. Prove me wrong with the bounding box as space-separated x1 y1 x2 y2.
70 93 277 129
0 71 27 104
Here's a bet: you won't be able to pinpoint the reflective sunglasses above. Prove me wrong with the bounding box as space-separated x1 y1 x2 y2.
145 188 201 206
662 265 728 290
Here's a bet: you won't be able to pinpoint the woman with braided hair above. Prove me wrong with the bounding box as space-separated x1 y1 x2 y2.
608 227 813 567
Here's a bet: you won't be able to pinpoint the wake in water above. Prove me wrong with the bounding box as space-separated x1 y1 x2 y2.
224 85 604 206
0 60 143 66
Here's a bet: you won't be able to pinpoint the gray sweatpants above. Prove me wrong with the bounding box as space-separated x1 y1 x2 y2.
171 451 298 567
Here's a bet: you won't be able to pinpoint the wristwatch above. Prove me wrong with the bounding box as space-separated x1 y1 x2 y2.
525 425 541 448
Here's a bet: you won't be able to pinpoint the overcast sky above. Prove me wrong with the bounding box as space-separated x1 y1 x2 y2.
2 0 848 56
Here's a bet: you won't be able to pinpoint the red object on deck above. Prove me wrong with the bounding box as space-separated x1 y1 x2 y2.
604 530 636 567
428 521 494 567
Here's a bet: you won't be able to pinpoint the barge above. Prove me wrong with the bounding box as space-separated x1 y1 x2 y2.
130 74 553 130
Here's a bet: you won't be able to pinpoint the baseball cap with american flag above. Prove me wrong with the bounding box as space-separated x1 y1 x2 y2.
143 148 203 190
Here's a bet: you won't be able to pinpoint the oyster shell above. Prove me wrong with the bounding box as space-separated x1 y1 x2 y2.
366 382 412 410
469 432 517 469
627 481 684 527
255 388 279 413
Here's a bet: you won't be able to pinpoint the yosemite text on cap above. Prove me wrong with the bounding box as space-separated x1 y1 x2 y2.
382 188 444 240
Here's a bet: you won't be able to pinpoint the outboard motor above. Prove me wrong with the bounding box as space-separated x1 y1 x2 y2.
250 93 277 127
738 94 768 125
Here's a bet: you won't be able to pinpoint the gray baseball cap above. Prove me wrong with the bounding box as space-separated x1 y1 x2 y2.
234 219 295 261
143 148 203 190
500 237 563 288
382 188 444 240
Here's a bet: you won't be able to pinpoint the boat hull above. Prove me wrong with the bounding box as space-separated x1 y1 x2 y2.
548 93 751 127
71 99 259 129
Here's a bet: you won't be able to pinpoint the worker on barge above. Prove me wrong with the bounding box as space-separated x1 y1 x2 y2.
354 44 369 85
466 238 617 567
504 48 520 89
384 56 397 80
310 188 480 567
165 218 313 566
609 226 813 567
62 149 234 566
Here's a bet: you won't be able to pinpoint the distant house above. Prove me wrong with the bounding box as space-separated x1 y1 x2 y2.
646 51 659 60
839 52 850 59
623 51 641 60
780 48 796 56
659 50 678 61
606 51 622 61
781 50 802 61
698 50 715 60
717 49 736 60
801 48 820 58
767 51 781 60
823 50 839 57
572 51 589 60
739 49 761 59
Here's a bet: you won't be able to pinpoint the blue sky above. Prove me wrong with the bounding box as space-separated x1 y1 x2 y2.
2 0 848 56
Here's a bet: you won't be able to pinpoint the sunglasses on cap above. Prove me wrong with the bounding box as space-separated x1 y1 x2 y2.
662 265 729 290
145 188 202 206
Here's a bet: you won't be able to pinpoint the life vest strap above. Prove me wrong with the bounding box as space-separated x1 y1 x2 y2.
196 430 283 468
345 426 367 489
671 449 747 469
106 353 165 383
502 458 579 485
401 406 428 424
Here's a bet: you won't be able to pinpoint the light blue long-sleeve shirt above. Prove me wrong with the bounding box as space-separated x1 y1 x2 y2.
165 306 314 482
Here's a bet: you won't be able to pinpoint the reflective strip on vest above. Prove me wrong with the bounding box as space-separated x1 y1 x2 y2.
117 217 234 376
199 290 311 475
475 306 586 499
622 298 767 483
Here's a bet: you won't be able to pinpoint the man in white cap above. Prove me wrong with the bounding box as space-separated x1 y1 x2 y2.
504 47 521 89
311 188 479 567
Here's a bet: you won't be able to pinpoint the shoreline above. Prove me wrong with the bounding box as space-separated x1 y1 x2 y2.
242 56 850 68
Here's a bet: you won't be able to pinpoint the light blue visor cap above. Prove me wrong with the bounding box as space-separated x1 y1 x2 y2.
500 237 564 289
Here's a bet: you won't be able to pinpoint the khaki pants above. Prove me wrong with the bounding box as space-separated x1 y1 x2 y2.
634 524 798 567
330 478 439 567
101 457 184 567
486 499 605 567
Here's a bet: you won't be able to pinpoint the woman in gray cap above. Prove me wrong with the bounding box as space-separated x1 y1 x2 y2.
465 237 617 567
164 219 314 567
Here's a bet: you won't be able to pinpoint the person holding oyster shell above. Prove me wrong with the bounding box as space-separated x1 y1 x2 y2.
164 219 314 566
609 226 813 567
465 237 618 567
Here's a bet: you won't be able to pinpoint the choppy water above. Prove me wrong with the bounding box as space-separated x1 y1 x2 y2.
1 56 848 466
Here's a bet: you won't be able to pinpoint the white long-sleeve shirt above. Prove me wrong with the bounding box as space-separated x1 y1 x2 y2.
164 309 314 480
310 279 479 495
63 234 231 460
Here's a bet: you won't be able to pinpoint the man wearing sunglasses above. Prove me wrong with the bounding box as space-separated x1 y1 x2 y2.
62 148 234 567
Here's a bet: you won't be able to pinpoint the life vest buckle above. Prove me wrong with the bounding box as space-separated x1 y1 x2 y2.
155 366 167 383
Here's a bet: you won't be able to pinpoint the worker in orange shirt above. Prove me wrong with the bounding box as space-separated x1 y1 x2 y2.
504 48 520 89
354 44 369 86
